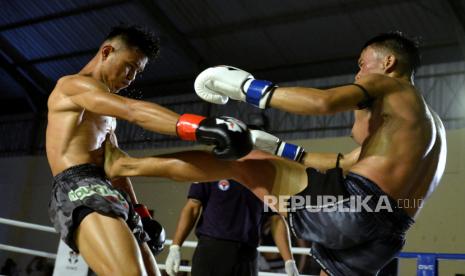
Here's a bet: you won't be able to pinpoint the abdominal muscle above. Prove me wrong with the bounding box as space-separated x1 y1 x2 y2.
46 111 110 176
349 126 441 217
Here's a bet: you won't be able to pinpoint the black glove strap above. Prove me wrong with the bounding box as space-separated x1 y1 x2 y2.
349 83 374 109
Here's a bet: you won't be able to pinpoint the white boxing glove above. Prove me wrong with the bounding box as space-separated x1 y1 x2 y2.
194 65 276 109
250 129 306 162
285 260 300 276
165 245 181 276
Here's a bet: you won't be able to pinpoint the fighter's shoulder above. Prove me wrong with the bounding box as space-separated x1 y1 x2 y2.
356 73 403 96
56 74 106 96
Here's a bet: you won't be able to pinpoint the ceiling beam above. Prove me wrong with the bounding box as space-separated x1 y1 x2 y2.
185 0 415 39
0 0 131 32
0 35 52 94
0 52 44 113
136 0 207 70
16 49 96 66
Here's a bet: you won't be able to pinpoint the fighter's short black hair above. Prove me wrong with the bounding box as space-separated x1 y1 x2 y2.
105 25 160 59
363 31 421 74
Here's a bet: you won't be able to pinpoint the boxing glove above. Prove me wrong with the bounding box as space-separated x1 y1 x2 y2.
176 114 253 160
195 66 276 109
250 129 305 162
134 204 166 256
165 245 181 276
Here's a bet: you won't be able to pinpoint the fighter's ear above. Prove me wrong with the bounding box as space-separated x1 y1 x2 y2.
383 54 397 73
101 44 114 61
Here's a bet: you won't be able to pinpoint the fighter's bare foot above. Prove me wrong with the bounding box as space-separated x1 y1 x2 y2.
104 137 129 179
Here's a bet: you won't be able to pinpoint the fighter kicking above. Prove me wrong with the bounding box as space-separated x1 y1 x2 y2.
104 32 447 275
46 25 253 276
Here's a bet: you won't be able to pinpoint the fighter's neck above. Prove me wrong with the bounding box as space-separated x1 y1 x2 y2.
78 55 113 92
386 71 413 84
79 55 100 79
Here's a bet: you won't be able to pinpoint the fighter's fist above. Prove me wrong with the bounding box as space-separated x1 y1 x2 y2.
134 204 166 256
250 129 305 162
176 114 253 160
195 66 276 109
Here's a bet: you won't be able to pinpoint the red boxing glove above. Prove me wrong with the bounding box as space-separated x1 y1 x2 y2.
176 114 253 160
176 114 206 141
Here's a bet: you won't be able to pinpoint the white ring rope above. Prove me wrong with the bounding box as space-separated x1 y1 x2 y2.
0 217 56 233
0 243 56 259
164 240 311 255
0 217 315 275
0 217 312 254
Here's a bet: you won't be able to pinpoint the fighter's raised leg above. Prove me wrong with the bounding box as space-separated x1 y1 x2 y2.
104 138 310 212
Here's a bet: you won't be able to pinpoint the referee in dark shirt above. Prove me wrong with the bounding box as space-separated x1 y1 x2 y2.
164 179 298 276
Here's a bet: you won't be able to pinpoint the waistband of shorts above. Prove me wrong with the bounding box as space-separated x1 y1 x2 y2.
345 172 414 233
345 172 392 197
53 163 106 183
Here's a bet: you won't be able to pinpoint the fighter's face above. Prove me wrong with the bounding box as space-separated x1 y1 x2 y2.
355 46 385 81
101 47 148 92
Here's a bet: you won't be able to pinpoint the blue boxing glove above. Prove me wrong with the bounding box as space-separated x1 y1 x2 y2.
195 66 276 109
250 129 306 162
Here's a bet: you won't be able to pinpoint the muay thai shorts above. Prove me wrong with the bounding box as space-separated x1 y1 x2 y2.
48 163 149 252
287 166 414 276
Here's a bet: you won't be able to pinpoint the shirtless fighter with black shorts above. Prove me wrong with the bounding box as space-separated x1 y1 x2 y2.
46 25 253 276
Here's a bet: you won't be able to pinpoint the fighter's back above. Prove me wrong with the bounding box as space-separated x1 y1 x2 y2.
350 75 447 216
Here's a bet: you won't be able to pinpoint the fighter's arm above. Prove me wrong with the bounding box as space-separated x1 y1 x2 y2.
195 66 397 114
250 128 361 172
139 242 161 276
60 75 255 160
111 177 139 203
59 75 179 135
269 74 396 115
300 147 361 173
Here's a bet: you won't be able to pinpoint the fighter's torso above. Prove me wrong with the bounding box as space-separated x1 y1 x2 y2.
350 81 446 216
46 79 115 176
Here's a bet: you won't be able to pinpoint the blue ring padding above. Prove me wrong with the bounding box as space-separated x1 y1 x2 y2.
398 252 465 260
397 252 465 276
282 143 298 159
246 79 273 106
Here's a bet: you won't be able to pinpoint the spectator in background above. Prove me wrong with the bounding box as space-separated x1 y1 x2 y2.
164 179 299 276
